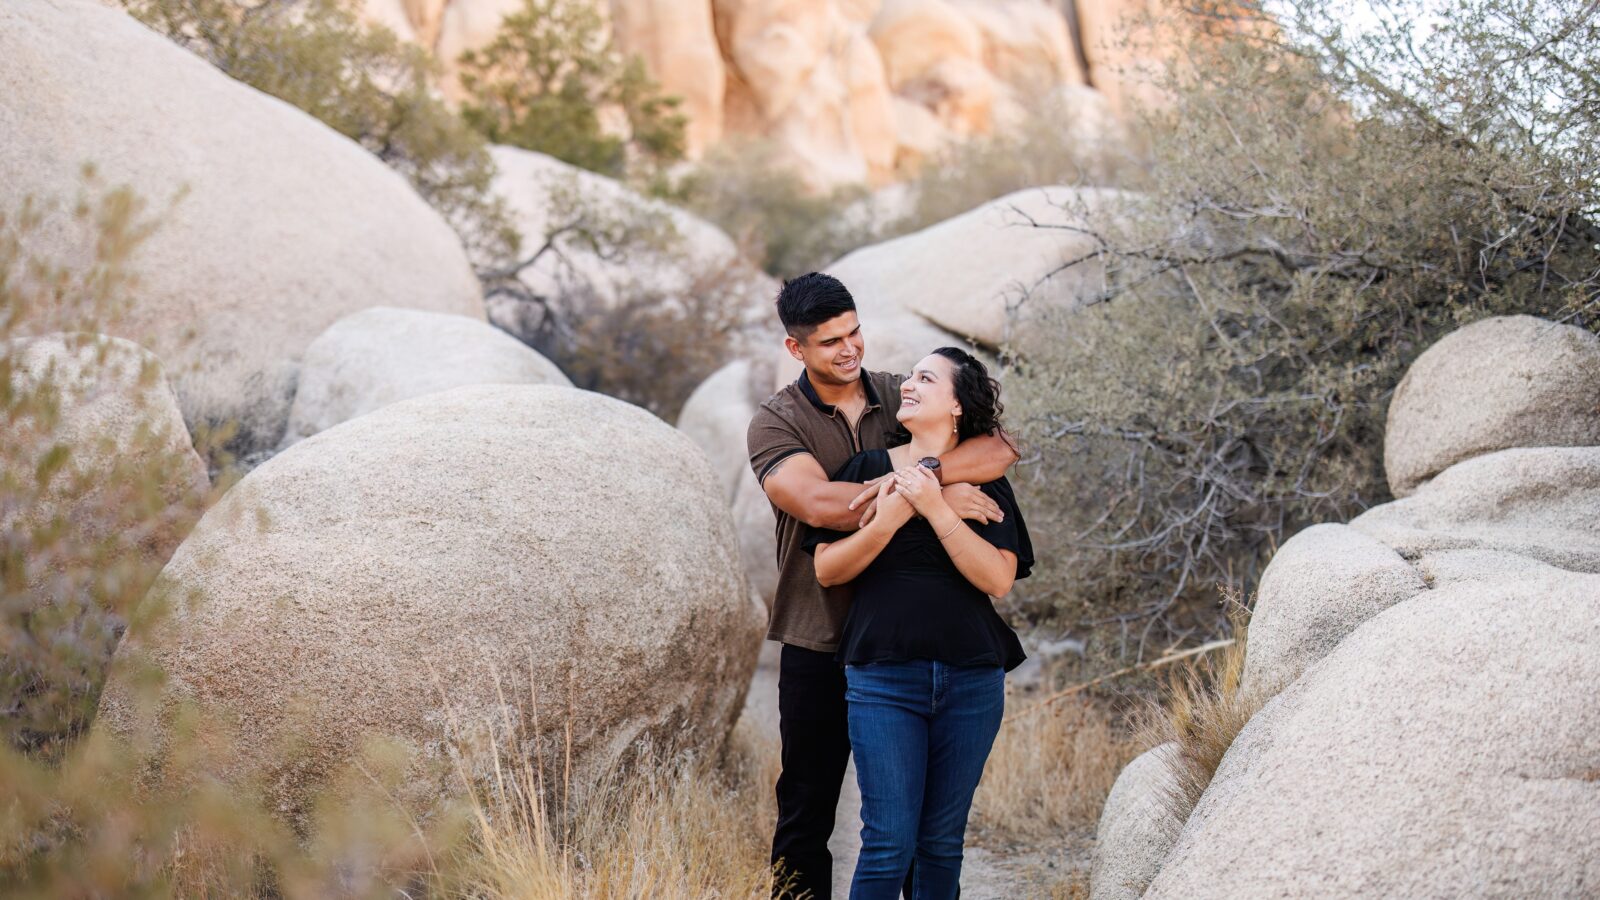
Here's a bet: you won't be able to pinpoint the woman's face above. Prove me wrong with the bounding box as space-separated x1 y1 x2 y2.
897 353 961 431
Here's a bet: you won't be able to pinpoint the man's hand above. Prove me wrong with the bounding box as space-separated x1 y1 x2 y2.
849 473 893 528
941 482 1003 524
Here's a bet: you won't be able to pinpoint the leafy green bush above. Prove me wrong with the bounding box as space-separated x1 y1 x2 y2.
458 0 687 179
1006 0 1600 663
122 0 517 267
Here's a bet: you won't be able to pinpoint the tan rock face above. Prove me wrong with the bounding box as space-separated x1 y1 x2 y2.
1352 446 1600 574
279 307 571 448
0 0 484 455
607 0 726 155
1239 523 1427 698
369 0 1149 187
97 384 762 830
1383 315 1600 497
1146 579 1600 898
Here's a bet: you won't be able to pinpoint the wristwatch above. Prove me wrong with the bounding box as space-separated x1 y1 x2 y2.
918 457 941 472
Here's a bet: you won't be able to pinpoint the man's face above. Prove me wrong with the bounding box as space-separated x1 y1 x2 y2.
786 311 865 387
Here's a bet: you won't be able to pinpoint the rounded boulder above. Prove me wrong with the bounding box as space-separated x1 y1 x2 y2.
1090 742 1186 900
96 384 762 829
1383 315 1600 497
280 307 570 448
1146 576 1600 898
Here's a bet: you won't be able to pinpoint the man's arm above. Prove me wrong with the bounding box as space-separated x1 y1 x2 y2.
761 454 871 532
936 431 1018 485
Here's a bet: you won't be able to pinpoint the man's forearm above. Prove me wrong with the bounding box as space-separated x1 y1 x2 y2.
938 432 1018 484
800 481 871 531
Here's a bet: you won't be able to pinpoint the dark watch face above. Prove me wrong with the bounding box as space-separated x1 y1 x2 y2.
918 456 941 470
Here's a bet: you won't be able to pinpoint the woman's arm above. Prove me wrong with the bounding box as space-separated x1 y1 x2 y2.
895 465 1018 597
814 480 915 587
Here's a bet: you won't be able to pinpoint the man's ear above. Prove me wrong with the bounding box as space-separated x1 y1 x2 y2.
784 335 805 362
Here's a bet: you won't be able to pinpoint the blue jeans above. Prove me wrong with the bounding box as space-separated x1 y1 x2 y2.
845 661 1005 900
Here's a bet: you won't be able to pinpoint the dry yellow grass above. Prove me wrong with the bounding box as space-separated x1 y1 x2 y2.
972 691 1142 842
443 716 781 899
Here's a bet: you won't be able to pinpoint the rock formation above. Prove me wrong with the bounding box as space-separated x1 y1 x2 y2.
0 0 484 456
279 307 571 448
357 0 1188 188
1089 742 1185 900
1092 315 1600 897
483 144 776 344
97 384 763 830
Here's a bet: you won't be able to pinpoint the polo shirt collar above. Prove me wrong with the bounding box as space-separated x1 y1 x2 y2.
798 370 882 417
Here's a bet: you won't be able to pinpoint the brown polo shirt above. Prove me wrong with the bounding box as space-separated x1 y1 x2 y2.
747 369 906 652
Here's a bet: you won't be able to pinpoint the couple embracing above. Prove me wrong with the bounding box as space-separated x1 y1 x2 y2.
747 273 1032 899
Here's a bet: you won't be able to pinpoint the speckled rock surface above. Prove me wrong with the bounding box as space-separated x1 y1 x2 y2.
1352 446 1600 574
280 307 570 448
1145 578 1600 898
1090 742 1185 900
1240 523 1426 698
97 384 762 829
0 0 483 453
1383 316 1600 497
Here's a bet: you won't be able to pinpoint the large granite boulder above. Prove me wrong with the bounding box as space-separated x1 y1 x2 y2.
0 0 484 455
1240 523 1426 698
827 186 1119 350
1145 577 1600 898
1383 316 1600 497
97 384 762 830
609 0 727 155
1352 446 1600 574
279 307 570 448
1090 742 1185 900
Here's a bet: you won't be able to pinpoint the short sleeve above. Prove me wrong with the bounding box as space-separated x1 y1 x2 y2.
971 478 1034 580
748 404 810 486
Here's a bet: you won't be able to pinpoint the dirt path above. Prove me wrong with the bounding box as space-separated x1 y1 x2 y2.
741 644 1077 898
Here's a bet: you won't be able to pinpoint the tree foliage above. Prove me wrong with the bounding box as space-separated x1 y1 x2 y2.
1007 0 1600 661
458 0 687 179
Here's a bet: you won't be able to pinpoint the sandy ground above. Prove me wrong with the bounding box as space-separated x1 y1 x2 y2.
740 643 1086 899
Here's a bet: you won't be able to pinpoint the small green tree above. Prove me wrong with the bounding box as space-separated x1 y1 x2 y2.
458 0 686 179
1006 0 1600 663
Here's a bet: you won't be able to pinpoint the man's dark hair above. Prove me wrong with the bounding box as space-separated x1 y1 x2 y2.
775 272 856 341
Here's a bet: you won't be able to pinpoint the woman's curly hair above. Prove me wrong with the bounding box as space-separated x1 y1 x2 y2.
933 347 1007 444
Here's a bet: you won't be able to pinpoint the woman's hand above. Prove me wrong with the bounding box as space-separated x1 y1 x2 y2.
871 476 915 531
893 464 949 519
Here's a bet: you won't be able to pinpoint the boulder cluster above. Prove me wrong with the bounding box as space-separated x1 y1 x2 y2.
4 0 759 831
1092 315 1600 898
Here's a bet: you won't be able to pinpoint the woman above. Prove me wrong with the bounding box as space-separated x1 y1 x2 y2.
805 347 1031 900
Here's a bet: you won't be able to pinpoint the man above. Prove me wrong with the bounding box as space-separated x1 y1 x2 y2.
747 273 1018 898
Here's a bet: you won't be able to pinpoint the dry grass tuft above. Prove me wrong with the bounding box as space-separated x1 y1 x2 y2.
443 716 780 899
971 692 1142 842
1143 605 1264 822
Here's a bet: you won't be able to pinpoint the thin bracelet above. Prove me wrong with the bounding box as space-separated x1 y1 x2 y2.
936 520 961 540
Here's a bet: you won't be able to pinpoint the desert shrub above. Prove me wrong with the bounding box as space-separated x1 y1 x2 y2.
670 141 875 279
122 0 517 267
0 182 214 755
458 0 687 180
884 89 1131 240
1006 0 1600 662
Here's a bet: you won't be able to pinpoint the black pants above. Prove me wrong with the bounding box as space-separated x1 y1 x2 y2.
773 644 852 899
772 645 929 900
